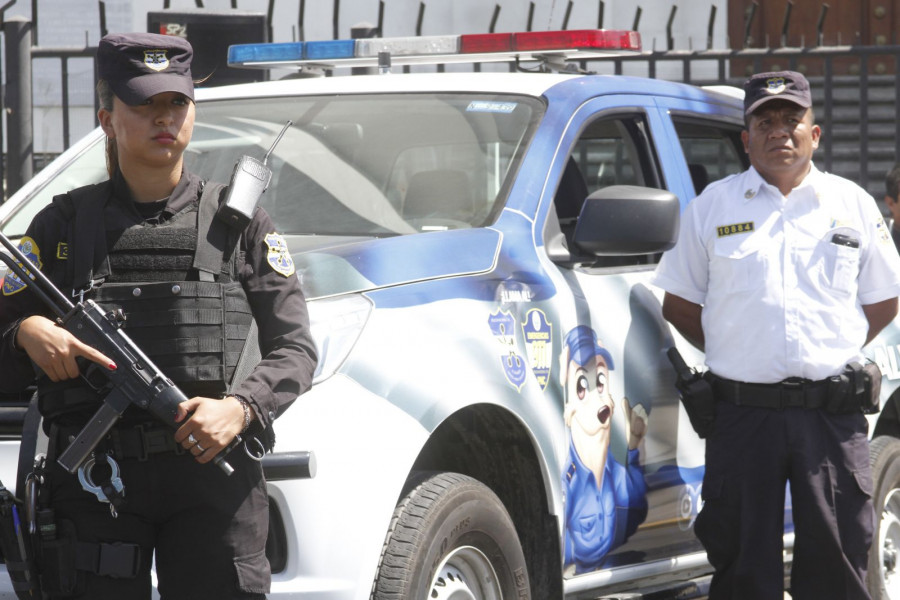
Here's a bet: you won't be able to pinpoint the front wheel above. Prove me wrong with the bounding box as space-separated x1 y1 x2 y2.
371 471 531 600
868 435 900 599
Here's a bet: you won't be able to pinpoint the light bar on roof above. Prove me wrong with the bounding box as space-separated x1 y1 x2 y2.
227 28 641 71
357 35 460 58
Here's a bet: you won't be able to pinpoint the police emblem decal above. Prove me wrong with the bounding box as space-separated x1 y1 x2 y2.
264 233 295 277
2 236 42 296
765 77 786 95
488 309 527 392
522 308 552 391
143 49 170 72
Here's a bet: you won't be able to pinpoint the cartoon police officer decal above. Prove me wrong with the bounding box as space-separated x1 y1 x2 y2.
561 325 649 573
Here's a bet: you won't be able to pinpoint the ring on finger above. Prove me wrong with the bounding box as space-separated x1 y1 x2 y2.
195 444 205 453
188 433 198 445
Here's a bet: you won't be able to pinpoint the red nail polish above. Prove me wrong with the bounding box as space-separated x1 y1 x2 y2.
109 362 117 370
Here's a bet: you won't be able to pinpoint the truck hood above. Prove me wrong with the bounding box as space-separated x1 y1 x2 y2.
289 228 502 299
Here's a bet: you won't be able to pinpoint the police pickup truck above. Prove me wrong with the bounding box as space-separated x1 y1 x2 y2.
2 29 900 600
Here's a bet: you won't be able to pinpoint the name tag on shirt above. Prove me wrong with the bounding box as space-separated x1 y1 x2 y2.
716 222 754 237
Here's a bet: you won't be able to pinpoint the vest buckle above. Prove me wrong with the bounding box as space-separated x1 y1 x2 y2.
71 279 96 303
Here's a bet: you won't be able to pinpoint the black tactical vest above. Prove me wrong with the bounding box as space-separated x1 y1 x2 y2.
39 179 254 420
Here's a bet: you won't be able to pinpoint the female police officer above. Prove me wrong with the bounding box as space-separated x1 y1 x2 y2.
0 32 317 599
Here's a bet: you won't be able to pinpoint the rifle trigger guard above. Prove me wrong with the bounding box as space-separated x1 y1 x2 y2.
77 454 124 504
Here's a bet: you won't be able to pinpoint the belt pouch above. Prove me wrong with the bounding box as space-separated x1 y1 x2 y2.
38 519 80 597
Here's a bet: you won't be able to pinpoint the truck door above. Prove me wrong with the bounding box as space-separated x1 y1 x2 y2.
539 95 746 586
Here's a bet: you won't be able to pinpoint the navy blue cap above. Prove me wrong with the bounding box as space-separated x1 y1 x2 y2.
743 70 811 116
98 32 194 105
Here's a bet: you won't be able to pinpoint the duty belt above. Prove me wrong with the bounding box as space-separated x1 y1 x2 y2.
54 423 184 461
710 375 830 410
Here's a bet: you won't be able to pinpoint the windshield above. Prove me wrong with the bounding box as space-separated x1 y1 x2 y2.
1 92 543 238
193 93 541 235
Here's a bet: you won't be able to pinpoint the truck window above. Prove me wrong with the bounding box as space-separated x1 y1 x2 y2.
671 118 747 194
552 114 663 267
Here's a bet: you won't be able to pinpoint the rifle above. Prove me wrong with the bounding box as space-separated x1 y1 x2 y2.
0 232 237 475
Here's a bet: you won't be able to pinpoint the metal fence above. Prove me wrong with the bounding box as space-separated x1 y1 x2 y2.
608 44 900 197
3 16 898 202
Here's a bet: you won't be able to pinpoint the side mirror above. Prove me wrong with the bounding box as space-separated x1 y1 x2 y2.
572 185 680 256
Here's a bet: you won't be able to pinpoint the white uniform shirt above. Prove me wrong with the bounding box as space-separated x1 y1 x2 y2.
653 164 900 383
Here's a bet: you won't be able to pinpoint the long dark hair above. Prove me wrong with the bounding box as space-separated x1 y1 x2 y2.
96 79 118 177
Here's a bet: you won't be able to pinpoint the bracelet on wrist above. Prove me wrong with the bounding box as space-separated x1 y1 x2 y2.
237 397 252 434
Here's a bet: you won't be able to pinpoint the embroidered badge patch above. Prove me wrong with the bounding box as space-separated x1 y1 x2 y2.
143 49 169 72
264 232 295 277
2 236 42 296
716 222 754 237
765 76 786 95
876 217 892 245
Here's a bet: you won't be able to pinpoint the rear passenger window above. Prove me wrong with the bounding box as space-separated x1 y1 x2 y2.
671 118 747 195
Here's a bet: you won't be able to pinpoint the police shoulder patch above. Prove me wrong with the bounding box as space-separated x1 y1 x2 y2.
2 236 42 296
264 232 295 277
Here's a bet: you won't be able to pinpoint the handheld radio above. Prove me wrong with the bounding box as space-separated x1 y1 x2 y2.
216 120 292 229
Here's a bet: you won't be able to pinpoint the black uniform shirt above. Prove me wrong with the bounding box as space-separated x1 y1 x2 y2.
0 169 318 432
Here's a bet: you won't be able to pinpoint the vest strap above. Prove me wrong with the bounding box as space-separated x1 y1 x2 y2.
54 182 112 295
193 181 229 279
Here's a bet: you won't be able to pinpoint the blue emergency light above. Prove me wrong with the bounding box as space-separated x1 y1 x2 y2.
227 29 641 70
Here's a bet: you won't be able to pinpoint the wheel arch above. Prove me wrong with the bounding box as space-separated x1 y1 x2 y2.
407 403 563 598
874 387 900 439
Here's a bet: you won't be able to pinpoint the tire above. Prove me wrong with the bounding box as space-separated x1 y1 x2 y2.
868 435 900 599
371 471 531 600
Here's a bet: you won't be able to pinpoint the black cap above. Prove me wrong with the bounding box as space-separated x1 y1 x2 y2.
742 71 811 116
98 32 194 106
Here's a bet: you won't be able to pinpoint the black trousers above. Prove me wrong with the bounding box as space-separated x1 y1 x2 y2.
694 401 874 600
43 444 269 600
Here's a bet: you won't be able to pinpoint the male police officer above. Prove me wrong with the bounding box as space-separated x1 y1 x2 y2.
0 33 317 599
653 71 900 599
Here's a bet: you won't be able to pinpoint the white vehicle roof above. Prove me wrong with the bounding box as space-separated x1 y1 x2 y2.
195 71 580 101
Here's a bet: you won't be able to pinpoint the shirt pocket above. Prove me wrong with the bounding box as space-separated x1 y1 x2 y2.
711 234 768 294
821 236 861 295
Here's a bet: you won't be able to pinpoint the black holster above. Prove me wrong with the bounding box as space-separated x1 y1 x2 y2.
667 348 716 438
23 457 142 598
35 516 142 598
826 361 882 414
37 517 80 597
